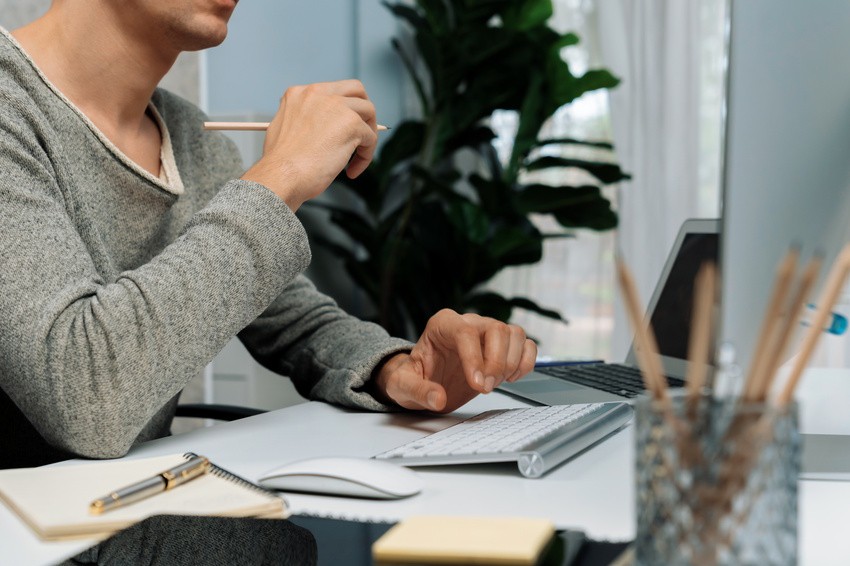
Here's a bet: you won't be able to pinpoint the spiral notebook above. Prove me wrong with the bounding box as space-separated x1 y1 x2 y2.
0 452 287 541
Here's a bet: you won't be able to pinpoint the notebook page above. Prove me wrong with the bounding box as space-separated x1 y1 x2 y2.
0 453 286 540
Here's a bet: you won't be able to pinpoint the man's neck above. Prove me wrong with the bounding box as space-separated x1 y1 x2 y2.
11 3 177 136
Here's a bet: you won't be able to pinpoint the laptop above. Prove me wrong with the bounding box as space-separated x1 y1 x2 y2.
500 218 720 405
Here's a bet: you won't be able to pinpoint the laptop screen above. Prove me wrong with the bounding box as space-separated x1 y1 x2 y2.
649 233 719 360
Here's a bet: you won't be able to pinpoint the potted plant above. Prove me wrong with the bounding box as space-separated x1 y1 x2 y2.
308 0 628 339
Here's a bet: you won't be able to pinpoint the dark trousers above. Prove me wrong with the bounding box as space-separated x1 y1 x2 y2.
61 515 317 566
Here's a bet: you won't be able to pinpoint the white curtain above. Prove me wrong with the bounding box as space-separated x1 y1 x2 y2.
594 0 707 358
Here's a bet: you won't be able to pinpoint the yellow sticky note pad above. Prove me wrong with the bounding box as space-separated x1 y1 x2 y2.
372 515 556 565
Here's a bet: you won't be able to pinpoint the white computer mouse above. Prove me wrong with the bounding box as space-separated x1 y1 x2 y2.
256 457 423 499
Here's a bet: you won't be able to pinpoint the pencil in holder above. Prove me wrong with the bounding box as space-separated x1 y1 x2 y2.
634 392 800 566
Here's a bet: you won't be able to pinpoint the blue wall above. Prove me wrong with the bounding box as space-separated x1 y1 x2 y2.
205 0 404 128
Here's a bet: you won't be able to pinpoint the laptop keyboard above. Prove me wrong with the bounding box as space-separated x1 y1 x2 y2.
374 402 633 478
536 363 686 398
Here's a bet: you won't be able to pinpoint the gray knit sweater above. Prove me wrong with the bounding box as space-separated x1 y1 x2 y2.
0 29 411 465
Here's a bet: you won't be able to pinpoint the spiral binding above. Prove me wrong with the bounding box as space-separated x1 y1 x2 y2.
182 452 285 502
291 508 395 524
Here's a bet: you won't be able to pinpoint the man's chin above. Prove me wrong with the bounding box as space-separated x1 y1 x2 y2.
173 23 228 52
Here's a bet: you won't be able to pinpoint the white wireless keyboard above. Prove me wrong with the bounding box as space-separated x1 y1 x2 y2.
373 402 633 478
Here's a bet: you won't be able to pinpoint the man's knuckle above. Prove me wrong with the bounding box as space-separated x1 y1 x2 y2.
460 312 480 324
458 325 478 341
284 84 305 99
509 325 526 341
303 83 322 96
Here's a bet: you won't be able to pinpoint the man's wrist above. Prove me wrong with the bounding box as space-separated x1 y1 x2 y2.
241 159 303 210
367 351 410 406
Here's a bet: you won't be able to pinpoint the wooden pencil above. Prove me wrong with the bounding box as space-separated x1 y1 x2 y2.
779 243 850 406
685 262 716 401
755 254 822 402
615 257 669 403
203 121 390 132
742 247 799 402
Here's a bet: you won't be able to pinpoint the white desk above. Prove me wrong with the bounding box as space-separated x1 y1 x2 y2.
5 368 850 565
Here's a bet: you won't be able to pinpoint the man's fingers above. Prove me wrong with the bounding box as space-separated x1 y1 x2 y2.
345 136 375 179
321 78 371 99
347 95 376 118
388 370 447 412
449 319 487 393
341 98 378 178
431 311 534 393
481 325 511 392
501 325 527 381
508 339 538 383
348 121 378 174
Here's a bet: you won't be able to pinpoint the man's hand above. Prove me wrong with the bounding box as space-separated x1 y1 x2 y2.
372 309 537 413
241 79 378 211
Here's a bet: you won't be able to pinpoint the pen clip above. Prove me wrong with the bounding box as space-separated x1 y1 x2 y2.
162 456 210 489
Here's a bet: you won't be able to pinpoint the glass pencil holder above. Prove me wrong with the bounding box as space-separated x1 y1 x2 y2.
634 393 800 566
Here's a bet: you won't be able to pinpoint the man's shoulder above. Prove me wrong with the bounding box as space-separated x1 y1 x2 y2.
0 29 39 97
0 31 55 137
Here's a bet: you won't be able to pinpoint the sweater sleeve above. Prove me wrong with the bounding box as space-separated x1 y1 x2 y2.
0 124 310 458
239 276 413 411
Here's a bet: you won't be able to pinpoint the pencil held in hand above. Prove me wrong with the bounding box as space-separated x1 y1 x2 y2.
204 121 389 132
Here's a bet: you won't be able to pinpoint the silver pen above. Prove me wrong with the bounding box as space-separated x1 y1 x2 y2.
89 455 210 515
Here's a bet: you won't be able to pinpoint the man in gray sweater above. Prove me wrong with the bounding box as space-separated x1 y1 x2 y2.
0 1 537 469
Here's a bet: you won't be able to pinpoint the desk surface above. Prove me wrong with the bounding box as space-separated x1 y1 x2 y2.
5 368 850 565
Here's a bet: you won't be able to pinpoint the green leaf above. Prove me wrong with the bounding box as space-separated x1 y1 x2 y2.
330 168 384 215
447 200 490 245
524 156 631 184
516 184 605 214
444 125 497 155
489 222 544 265
383 2 428 31
574 68 621 92
416 0 452 34
507 72 546 181
501 0 554 31
464 291 514 322
463 292 565 323
308 232 358 263
375 120 425 176
553 198 618 231
534 137 615 151
344 258 382 303
509 296 565 321
308 203 376 247
467 174 516 218
553 32 580 50
409 164 464 201
390 38 431 114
